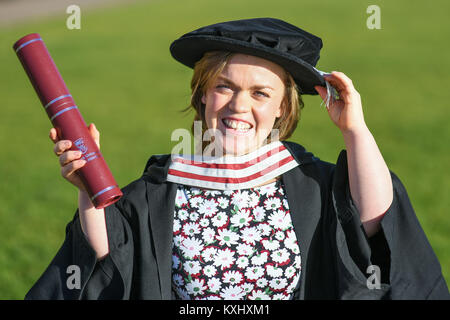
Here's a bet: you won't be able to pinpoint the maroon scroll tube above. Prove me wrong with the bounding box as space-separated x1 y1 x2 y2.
13 33 122 209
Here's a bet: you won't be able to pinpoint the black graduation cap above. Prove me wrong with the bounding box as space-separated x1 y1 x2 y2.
170 17 328 95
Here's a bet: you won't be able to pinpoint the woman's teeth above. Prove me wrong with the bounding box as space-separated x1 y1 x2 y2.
223 119 251 131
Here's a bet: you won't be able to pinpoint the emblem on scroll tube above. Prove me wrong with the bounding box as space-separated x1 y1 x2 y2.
74 137 88 154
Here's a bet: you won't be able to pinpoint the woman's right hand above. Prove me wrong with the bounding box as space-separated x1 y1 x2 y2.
49 123 100 192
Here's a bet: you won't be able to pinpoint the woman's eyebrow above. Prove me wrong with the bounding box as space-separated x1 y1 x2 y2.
216 76 274 90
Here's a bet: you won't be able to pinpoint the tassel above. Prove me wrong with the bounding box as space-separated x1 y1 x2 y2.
313 68 339 109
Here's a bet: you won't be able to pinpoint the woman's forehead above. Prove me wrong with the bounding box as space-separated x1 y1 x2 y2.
219 53 286 85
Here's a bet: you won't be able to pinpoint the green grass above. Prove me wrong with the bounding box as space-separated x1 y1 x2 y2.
0 0 449 299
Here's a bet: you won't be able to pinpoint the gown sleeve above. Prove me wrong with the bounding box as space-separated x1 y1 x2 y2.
24 179 146 300
331 150 450 299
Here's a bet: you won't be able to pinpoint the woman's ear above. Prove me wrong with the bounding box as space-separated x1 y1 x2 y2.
201 94 206 105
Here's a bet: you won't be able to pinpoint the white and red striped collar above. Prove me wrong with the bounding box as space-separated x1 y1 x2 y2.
166 141 299 190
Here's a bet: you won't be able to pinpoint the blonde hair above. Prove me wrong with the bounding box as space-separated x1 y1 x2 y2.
186 51 304 142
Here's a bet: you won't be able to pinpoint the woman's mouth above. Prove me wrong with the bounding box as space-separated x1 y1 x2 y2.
222 118 253 133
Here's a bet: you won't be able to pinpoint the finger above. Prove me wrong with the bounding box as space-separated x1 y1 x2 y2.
59 150 82 167
53 140 72 156
328 71 355 92
314 85 328 101
88 123 100 148
49 128 59 144
61 159 86 179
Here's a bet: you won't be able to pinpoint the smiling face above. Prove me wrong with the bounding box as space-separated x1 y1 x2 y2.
201 54 286 156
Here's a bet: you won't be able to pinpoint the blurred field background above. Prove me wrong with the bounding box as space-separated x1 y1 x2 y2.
0 0 449 299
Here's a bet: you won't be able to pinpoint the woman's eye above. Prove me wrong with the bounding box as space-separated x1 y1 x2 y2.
216 84 230 90
255 91 269 98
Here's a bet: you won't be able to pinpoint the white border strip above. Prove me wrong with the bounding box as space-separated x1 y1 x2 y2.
15 38 42 53
50 105 77 121
170 149 293 178
91 185 116 201
44 94 72 109
167 160 298 190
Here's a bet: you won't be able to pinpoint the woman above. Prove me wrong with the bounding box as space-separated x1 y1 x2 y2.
26 18 449 300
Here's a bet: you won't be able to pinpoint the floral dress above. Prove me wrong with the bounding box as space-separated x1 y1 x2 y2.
171 179 302 300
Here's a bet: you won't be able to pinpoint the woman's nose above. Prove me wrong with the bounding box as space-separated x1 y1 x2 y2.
228 91 252 113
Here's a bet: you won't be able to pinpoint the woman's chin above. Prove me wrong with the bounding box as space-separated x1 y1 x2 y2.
222 137 258 157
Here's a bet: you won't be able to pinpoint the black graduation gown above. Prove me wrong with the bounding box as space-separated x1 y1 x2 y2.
25 141 450 300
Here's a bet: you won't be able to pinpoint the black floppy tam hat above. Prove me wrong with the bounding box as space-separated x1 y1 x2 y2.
170 18 327 95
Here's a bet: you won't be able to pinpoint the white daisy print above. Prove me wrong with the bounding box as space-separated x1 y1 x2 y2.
183 260 201 276
272 293 288 300
275 230 285 241
284 266 297 279
286 273 301 293
268 210 291 231
189 196 203 208
186 278 207 296
198 199 218 217
271 248 290 265
216 228 239 247
173 234 183 248
177 209 189 221
220 285 245 300
214 248 235 270
264 197 281 211
172 181 301 300
175 190 188 207
252 206 266 222
258 183 277 197
241 226 261 245
202 264 217 277
222 270 243 285
201 227 216 244
182 222 201 237
269 278 288 291
180 237 204 259
256 278 268 288
173 219 181 233
205 190 222 197
211 211 228 228
244 266 264 281
199 218 209 228
231 191 249 209
230 209 252 228
283 198 289 209
236 256 249 269
251 251 268 266
201 246 217 263
240 283 254 295
217 196 229 209
175 287 190 300
189 211 199 221
236 243 254 256
266 264 283 278
207 277 221 293
248 192 260 208
172 273 184 287
258 223 272 236
262 239 280 251
284 230 300 254
248 289 270 300
172 254 180 269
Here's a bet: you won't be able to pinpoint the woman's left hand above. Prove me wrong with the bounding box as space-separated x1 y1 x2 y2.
314 71 366 134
